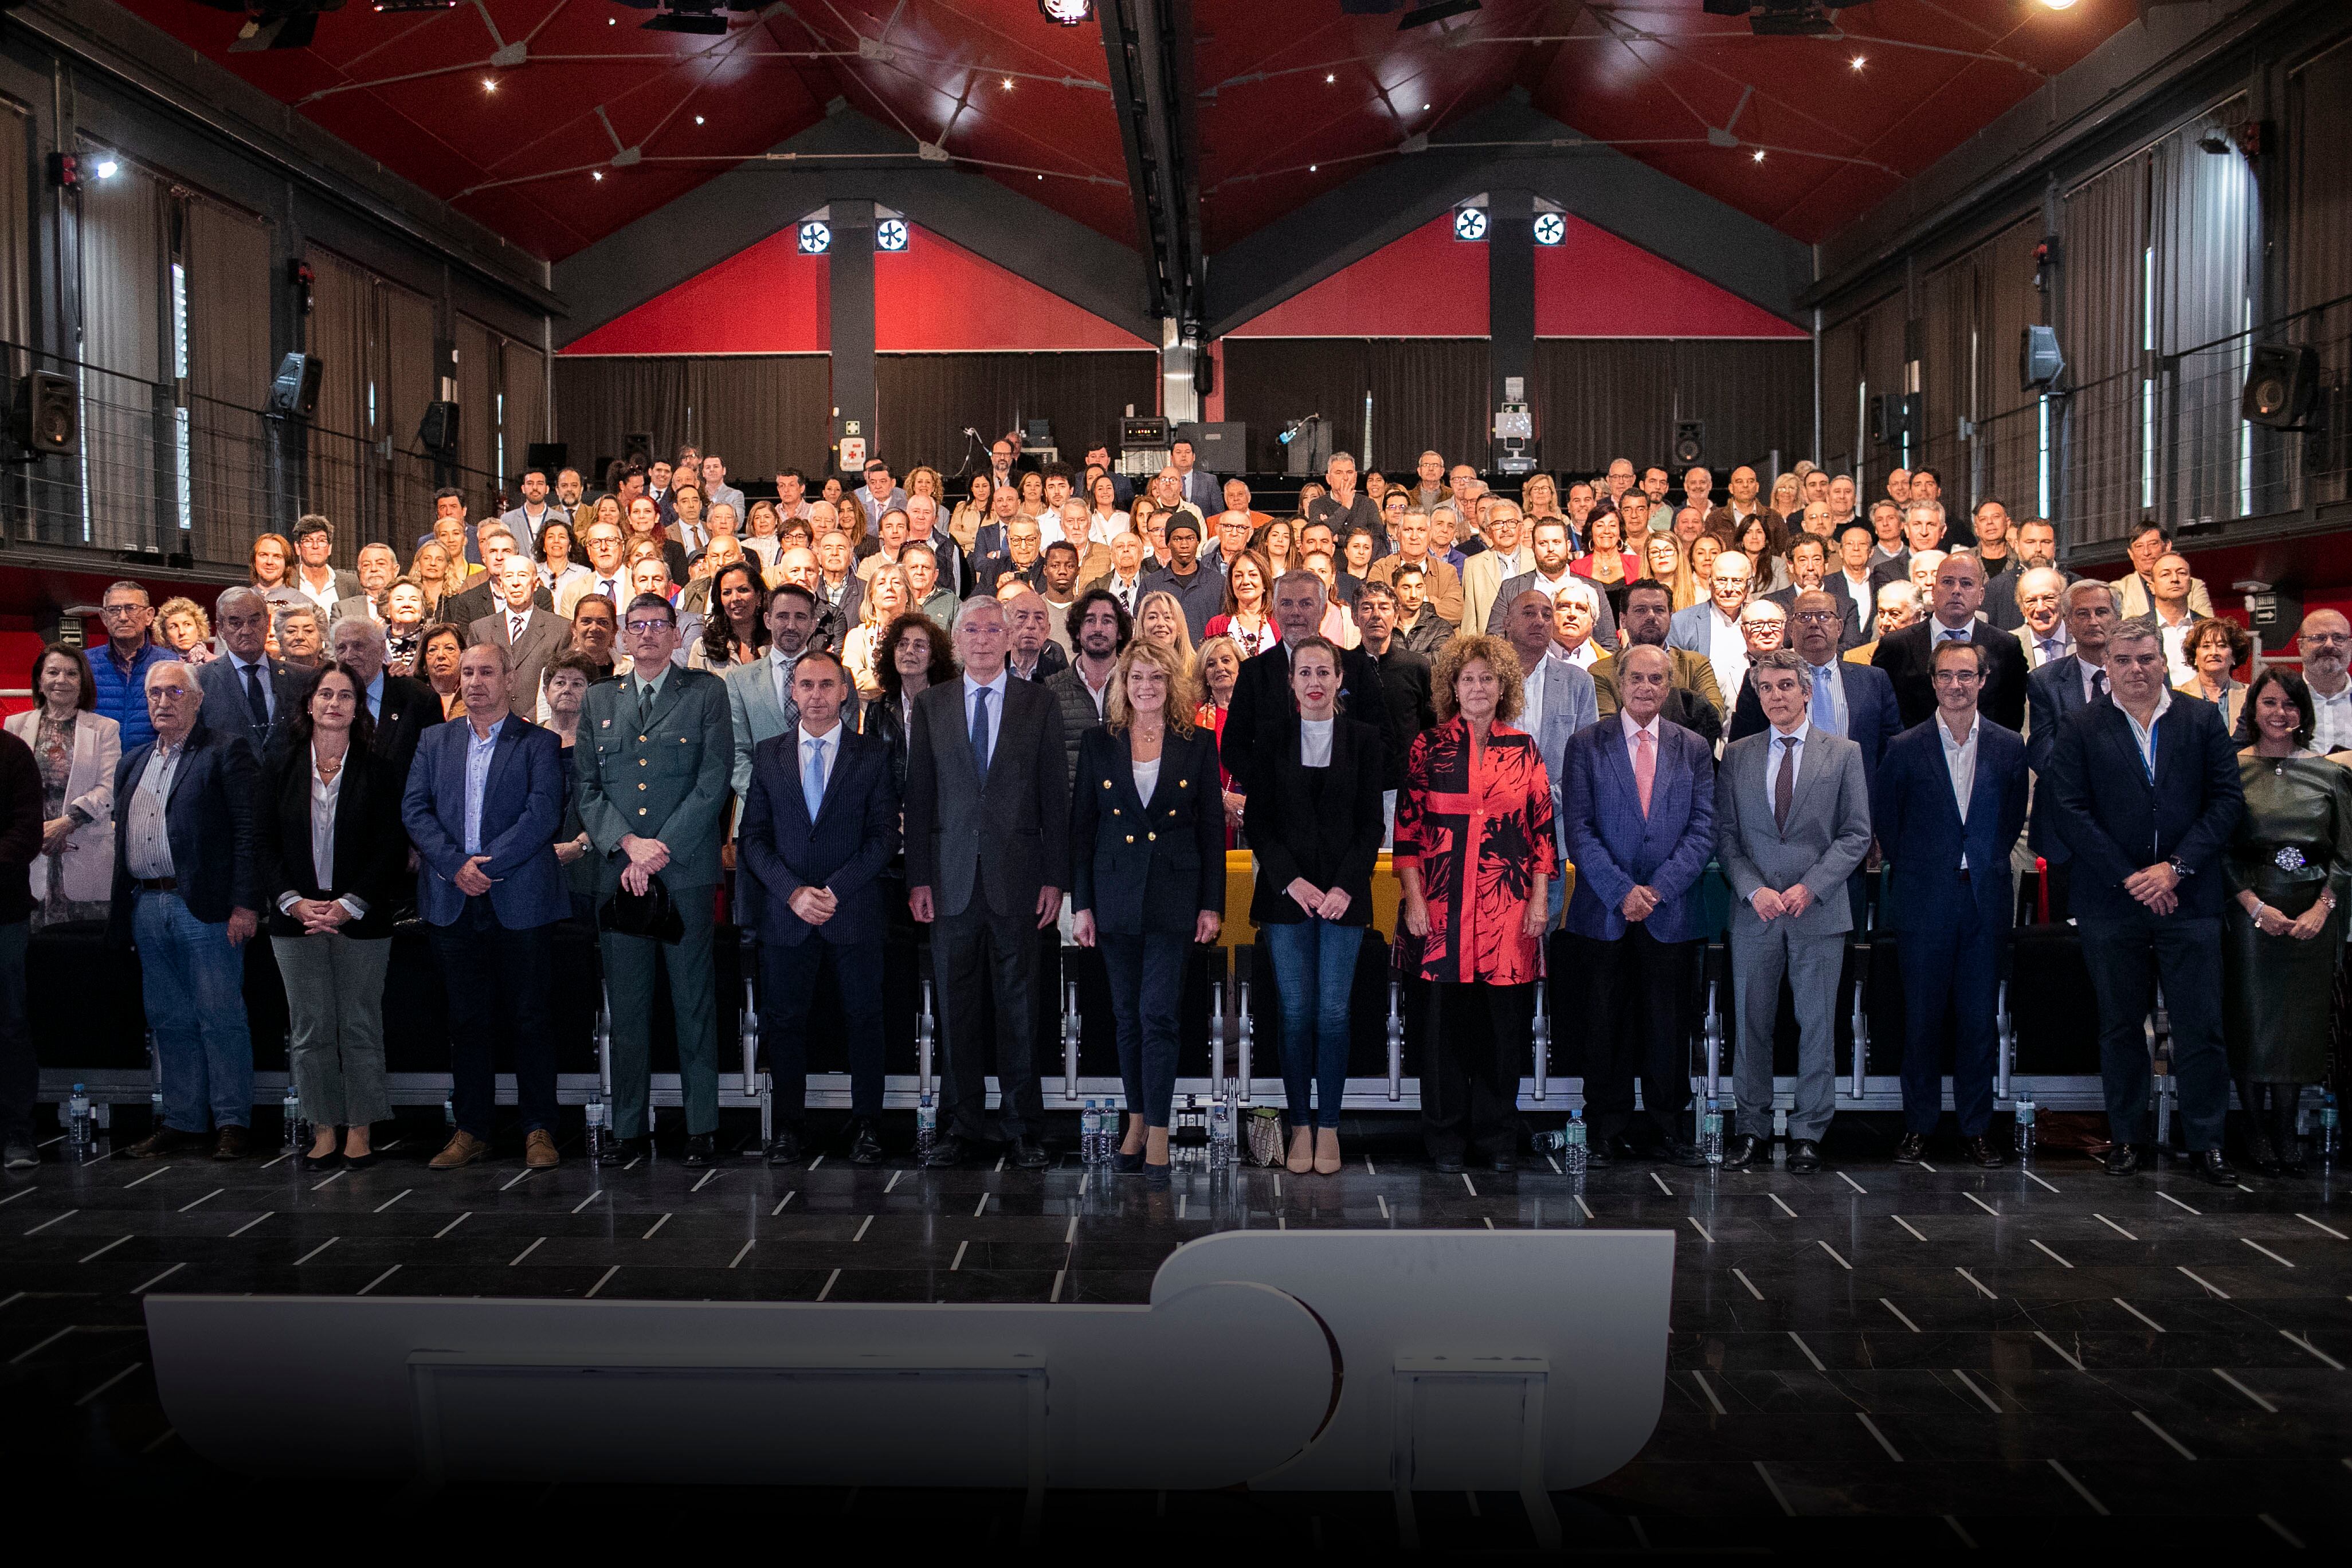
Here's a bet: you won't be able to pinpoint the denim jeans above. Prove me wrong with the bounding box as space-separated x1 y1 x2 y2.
1262 919 1363 1130
1100 932 1188 1128
134 891 254 1132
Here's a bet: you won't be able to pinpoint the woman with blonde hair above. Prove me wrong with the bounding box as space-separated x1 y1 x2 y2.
842 561 913 700
1069 639 1225 1183
1769 469 1804 524
905 465 943 506
407 540 455 616
1520 473 1565 529
1132 589 1197 680
1641 532 1699 612
155 598 215 666
1194 634 1246 847
1016 469 1047 518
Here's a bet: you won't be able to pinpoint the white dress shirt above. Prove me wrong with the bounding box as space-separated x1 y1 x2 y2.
1300 716 1335 769
295 566 341 618
2312 678 2352 754
281 745 369 919
1620 708 1663 768
2077 658 2112 707
1939 714 1978 868
1706 606 1749 701
798 719 840 814
1558 638 1598 671
2120 687 2172 779
1760 724 1806 821
463 716 506 856
962 668 1010 763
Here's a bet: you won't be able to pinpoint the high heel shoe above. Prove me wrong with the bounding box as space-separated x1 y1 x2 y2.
342 1146 378 1171
1113 1147 1145 1174
1142 1158 1172 1186
1312 1128 1342 1175
1284 1128 1314 1175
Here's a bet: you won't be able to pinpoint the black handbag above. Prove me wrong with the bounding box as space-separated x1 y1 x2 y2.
599 874 686 943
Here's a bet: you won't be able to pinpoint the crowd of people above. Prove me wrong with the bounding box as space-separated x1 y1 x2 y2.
0 432 2342 1189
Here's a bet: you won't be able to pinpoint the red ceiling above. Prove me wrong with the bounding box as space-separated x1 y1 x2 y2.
116 0 2135 262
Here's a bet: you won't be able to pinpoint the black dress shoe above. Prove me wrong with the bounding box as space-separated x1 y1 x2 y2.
1143 1159 1172 1187
124 1125 201 1159
1433 1154 1465 1175
1584 1138 1613 1167
211 1126 250 1162
1491 1153 1515 1174
1965 1134 2007 1169
1894 1132 1926 1165
1605 1132 1648 1163
1786 1139 1822 1174
1008 1136 1051 1170
2104 1142 2142 1177
1719 1134 1760 1171
597 1133 650 1167
681 1133 718 1168
1666 1142 1712 1169
341 1149 379 1171
848 1122 884 1166
920 1134 970 1169
764 1130 803 1166
2189 1148 2237 1186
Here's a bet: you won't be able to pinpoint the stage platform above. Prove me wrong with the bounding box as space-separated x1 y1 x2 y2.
2 1110 2349 1550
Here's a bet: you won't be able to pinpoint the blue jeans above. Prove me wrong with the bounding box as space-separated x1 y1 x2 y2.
1262 920 1363 1129
134 891 254 1132
1100 932 1188 1127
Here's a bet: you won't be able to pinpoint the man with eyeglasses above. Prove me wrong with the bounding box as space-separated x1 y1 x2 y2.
87 581 179 754
2043 618 2245 1185
855 457 908 534
1731 590 1901 802
2298 610 2352 754
1873 638 2029 1167
577 593 734 1167
2022 579 2119 922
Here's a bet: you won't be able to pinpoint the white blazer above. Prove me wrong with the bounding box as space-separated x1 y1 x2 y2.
3 708 120 904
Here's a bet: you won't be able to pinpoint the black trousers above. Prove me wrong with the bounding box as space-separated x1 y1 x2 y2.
0 920 30 1140
2039 858 2073 926
761 935 885 1126
934 901 1047 1142
430 900 557 1141
2078 911 2229 1152
1896 877 2003 1137
1569 927 1696 1146
1421 979 1533 1161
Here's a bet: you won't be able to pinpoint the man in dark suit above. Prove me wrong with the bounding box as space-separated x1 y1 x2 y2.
1873 640 2030 1167
401 642 570 1170
1873 550 2028 731
904 596 1069 1170
112 662 262 1161
468 558 571 722
1220 570 1398 799
329 616 441 788
198 586 313 763
1170 437 1221 515
1766 536 1866 653
1560 645 1718 1163
1733 590 1903 794
1351 581 1436 832
2043 618 2245 1184
739 646 900 1167
1868 502 1950 595
440 523 552 630
2024 579 2120 923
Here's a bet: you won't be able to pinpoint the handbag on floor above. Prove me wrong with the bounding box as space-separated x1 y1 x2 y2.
1246 1107 1286 1167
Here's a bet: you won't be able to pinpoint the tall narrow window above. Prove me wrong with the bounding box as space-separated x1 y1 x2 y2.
170 261 190 534
2037 395 2052 519
2142 245 2156 511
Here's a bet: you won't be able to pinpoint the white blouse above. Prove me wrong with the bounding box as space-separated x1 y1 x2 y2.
1132 754 1161 806
1300 718 1335 769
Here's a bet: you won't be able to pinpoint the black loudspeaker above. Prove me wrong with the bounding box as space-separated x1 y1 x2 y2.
525 441 569 476
622 430 654 464
1671 419 1704 466
265 352 322 418
2243 343 2319 429
417 399 459 457
1868 392 1918 446
2020 324 2064 391
9 371 75 454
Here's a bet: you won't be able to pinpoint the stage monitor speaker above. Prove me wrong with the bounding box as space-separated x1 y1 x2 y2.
2243 344 2319 429
2020 324 2064 391
265 353 322 418
524 442 569 477
1671 420 1704 467
9 371 75 454
417 400 459 457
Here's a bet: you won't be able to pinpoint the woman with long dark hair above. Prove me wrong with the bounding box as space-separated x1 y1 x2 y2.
691 562 770 671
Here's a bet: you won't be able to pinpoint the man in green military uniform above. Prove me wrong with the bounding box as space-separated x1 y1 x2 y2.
577 593 734 1166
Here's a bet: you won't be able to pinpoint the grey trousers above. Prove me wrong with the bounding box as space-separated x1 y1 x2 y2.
1730 918 1845 1142
271 932 394 1128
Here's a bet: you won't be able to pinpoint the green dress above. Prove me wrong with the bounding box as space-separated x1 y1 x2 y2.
2220 752 2352 1081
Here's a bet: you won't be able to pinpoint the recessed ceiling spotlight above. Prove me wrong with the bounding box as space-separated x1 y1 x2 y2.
694 115 705 125
1325 73 1335 84
483 77 497 92
1308 164 1317 172
1038 0 1092 23
591 170 603 181
1002 77 1015 91
93 157 119 179
1752 148 1766 163
606 15 615 22
1421 103 1431 111
2038 0 2077 9
1850 56 1865 71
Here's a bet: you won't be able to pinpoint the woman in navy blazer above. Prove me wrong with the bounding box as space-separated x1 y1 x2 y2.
1070 641 1225 1181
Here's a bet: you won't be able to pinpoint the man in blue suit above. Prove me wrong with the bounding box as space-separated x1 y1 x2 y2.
2043 618 2244 1185
401 642 571 1171
2024 579 2119 923
1873 640 2029 1167
738 646 900 1167
1559 646 1718 1163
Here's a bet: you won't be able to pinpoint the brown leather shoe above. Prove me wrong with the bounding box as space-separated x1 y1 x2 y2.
126 1125 199 1159
429 1130 490 1170
211 1126 250 1161
523 1130 559 1170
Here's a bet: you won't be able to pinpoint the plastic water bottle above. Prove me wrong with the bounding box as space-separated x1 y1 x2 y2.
915 1092 937 1160
65 1085 93 1153
443 1095 456 1130
2014 1098 2037 1161
1702 1097 1724 1166
584 1098 607 1163
2322 1094 2340 1172
283 1083 305 1155
1209 1099 1236 1169
1563 1108 1588 1180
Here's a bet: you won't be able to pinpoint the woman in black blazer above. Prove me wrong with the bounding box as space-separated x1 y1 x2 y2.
1242 636 1386 1177
1070 640 1226 1182
254 663 411 1169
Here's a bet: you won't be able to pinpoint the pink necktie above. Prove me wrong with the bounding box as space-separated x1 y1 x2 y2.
1634 728 1655 817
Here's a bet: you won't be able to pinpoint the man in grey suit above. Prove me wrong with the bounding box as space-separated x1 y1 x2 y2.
1502 589 1595 923
2024 579 2119 923
469 558 571 721
904 596 1069 1170
726 585 857 797
1715 648 1873 1174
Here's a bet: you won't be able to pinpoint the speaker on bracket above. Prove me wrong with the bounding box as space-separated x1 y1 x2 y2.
265 352 322 418
2243 343 2319 429
1671 420 1704 467
417 399 460 458
9 371 75 454
2020 324 2064 392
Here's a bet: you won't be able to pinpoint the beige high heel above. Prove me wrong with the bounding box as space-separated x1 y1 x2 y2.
1285 1126 1314 1175
1313 1127 1343 1175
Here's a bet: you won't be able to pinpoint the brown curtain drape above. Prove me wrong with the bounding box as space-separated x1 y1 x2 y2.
876 351 1158 476
304 246 372 544
1527 339 1809 477
2062 148 2152 547
76 145 167 552
550 356 694 485
2289 38 2352 508
687 356 832 483
185 193 272 563
455 314 497 504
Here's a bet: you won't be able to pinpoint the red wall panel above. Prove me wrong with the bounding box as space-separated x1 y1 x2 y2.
563 229 831 355
1226 217 1489 338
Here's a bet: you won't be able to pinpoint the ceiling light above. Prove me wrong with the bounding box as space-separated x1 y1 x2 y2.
1850 55 1865 70
2038 0 2078 9
1308 164 1317 172
694 115 705 125
1421 103 1430 111
1038 0 1092 23
1752 148 1766 162
1002 77 1015 91
798 220 830 254
93 157 119 180
483 77 497 92
1326 73 1336 84
591 171 603 181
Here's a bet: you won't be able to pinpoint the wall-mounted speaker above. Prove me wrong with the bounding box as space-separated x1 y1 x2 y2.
524 442 569 476
9 371 75 454
1671 419 1704 467
2243 343 2318 429
265 352 322 418
1868 392 1918 447
417 399 460 457
2020 324 2064 391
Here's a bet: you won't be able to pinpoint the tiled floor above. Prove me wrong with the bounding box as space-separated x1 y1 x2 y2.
4 1108 2350 1549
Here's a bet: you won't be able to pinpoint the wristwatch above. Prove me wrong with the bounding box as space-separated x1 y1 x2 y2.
2167 857 2196 881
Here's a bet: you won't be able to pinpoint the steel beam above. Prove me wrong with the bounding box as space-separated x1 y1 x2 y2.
1097 0 1205 328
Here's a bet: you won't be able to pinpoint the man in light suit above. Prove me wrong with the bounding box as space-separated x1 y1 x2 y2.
2012 566 2074 671
1560 645 1718 1163
577 594 735 1167
739 646 899 1167
469 558 571 722
2024 579 2119 923
198 586 314 764
401 643 570 1170
2110 522 2214 620
1715 649 1873 1174
904 596 1069 1170
1503 590 1594 918
1668 551 1754 701
1458 502 1528 636
727 585 832 798
1873 640 2030 1167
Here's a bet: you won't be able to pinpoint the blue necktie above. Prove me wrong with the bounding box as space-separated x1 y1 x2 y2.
969 686 992 779
802 736 826 818
1811 661 1837 736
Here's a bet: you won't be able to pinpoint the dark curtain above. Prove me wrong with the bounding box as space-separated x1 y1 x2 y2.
1530 339 1810 477
2062 148 2151 548
1221 338 1373 472
877 351 1158 476
1221 338 1489 475
2290 37 2352 508
552 355 831 485
551 356 692 485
